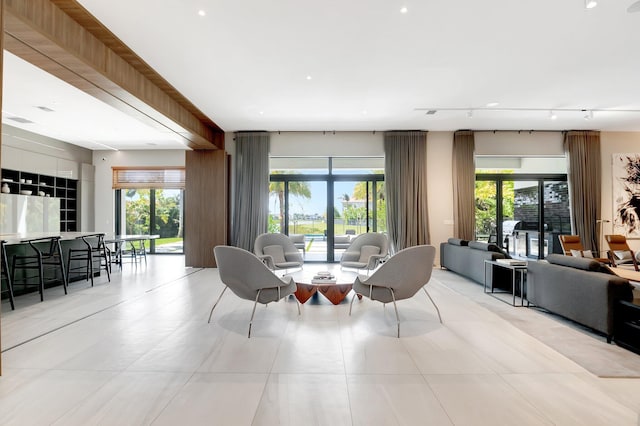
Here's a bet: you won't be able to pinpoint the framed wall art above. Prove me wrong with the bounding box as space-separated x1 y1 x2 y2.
612 153 640 238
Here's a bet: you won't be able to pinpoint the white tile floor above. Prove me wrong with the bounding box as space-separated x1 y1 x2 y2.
2 255 640 425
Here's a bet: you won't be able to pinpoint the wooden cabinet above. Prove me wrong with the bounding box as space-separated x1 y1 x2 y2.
1 168 78 231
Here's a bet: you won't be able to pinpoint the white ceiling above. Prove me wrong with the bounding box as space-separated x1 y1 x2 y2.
3 0 640 150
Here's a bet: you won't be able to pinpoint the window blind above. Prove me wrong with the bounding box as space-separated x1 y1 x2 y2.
112 167 185 189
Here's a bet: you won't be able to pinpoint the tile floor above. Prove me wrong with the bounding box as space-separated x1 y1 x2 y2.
1 255 640 425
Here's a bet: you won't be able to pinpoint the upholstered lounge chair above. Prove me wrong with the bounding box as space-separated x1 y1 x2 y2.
349 245 441 337
340 232 389 273
605 234 639 271
254 233 304 272
211 245 300 337
558 235 611 265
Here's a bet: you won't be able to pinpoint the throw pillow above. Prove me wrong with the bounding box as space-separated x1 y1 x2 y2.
614 250 633 261
359 245 381 263
263 245 286 264
570 249 594 258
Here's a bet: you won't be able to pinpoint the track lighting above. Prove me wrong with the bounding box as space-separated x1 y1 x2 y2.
549 110 558 120
467 110 473 118
583 110 594 120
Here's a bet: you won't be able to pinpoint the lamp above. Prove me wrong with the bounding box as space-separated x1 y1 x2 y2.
596 219 610 257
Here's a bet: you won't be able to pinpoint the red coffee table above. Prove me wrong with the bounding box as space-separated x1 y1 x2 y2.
286 267 359 305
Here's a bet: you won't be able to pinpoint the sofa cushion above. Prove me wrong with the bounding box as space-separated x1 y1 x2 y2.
546 253 601 271
359 245 381 263
447 238 468 246
468 241 502 252
263 245 286 264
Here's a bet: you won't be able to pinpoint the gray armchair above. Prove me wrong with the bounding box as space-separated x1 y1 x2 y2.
211 245 300 337
340 233 389 272
349 245 441 337
254 233 304 272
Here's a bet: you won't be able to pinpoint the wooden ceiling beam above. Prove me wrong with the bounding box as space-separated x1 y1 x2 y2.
4 0 224 150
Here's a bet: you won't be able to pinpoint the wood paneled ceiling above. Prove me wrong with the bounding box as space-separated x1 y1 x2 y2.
3 0 223 150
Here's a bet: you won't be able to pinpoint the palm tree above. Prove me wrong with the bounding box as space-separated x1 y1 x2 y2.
269 176 311 232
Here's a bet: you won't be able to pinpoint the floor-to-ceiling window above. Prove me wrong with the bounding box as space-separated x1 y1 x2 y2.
475 157 570 259
113 167 184 254
270 157 384 262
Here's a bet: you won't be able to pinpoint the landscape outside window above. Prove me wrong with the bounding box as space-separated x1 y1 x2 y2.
269 156 385 261
124 188 184 254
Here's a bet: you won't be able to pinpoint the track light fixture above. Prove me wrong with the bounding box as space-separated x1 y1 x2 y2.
467 110 473 118
583 110 594 120
549 110 558 120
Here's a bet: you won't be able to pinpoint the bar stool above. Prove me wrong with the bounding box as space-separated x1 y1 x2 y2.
11 236 68 302
67 234 111 286
1 240 16 310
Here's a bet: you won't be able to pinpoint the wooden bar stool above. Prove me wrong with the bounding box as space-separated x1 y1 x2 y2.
1 240 16 310
11 236 68 302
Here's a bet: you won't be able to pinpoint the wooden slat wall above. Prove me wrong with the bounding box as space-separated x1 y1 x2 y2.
185 150 228 267
4 0 224 150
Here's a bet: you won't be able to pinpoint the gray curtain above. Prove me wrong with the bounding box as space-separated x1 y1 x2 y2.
452 131 476 240
384 131 430 253
232 132 270 251
564 131 601 253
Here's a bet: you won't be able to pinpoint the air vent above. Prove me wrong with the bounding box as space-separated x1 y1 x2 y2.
7 116 34 124
35 106 55 112
425 110 437 115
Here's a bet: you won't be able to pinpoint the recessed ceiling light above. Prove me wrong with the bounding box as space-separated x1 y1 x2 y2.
306 75 312 80
198 10 206 16
259 111 264 115
362 110 368 115
400 7 408 14
486 102 499 107
585 0 597 9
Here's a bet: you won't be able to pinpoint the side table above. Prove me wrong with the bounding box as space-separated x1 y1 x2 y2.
484 259 528 306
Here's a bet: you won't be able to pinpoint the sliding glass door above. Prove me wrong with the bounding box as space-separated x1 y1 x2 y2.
118 188 184 254
270 157 384 262
476 174 569 259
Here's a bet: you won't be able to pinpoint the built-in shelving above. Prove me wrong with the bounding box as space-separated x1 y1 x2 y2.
1 169 78 231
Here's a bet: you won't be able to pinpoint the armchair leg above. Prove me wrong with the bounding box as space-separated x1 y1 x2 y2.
248 289 263 338
349 291 358 315
387 287 400 338
423 287 443 324
207 286 228 323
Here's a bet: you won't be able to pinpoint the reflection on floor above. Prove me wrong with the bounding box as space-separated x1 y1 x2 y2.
1 255 640 425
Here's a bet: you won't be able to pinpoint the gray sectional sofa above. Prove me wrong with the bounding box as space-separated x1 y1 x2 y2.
527 254 633 342
440 238 507 285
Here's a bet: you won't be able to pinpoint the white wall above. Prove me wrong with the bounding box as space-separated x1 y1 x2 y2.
92 150 186 233
270 131 384 156
427 132 454 263
601 132 640 251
